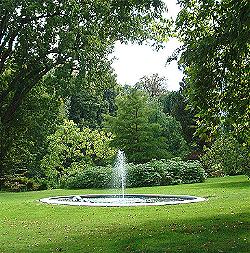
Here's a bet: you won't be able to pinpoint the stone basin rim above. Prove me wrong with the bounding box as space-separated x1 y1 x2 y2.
39 194 206 207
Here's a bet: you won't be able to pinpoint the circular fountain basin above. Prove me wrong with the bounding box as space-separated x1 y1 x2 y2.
39 194 206 207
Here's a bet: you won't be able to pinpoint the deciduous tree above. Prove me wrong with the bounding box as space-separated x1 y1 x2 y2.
41 119 115 186
104 89 168 163
175 0 250 145
0 0 169 123
135 73 167 97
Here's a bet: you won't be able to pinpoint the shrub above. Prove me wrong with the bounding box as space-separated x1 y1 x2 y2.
62 165 112 189
179 160 206 184
0 170 47 191
62 158 206 189
127 158 206 187
201 135 249 177
127 163 162 187
153 159 183 185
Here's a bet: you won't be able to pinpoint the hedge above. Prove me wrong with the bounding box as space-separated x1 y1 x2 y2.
63 158 206 189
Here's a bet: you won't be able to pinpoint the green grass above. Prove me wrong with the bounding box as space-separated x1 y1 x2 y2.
0 175 249 253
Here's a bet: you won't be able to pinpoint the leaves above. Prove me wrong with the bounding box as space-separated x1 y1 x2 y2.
41 119 116 186
135 73 168 97
0 0 169 123
104 88 189 163
176 0 250 145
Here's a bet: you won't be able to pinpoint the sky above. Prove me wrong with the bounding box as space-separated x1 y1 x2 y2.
111 0 183 91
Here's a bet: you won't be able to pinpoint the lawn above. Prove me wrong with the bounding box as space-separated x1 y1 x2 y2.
0 175 249 253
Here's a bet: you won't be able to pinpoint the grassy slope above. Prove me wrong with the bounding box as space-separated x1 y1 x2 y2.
0 176 249 253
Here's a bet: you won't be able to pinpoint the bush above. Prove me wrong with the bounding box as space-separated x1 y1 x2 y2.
0 170 48 191
179 160 206 184
62 158 206 189
62 165 112 189
201 135 249 177
151 158 183 185
127 163 162 187
127 158 206 187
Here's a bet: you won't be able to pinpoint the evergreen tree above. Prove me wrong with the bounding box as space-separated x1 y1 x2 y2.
105 89 169 163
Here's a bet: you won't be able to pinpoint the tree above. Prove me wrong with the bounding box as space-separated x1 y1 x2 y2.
104 89 168 163
135 73 167 97
69 86 117 129
160 91 195 145
41 119 115 186
149 99 189 159
0 82 63 178
0 0 168 124
158 115 189 158
201 135 250 177
175 0 250 145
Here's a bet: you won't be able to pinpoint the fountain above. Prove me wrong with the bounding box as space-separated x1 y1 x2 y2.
113 150 126 198
40 151 206 206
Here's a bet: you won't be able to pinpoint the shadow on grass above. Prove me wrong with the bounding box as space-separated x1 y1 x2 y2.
6 212 249 253
121 212 250 253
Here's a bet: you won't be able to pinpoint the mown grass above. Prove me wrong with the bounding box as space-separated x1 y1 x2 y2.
0 175 249 253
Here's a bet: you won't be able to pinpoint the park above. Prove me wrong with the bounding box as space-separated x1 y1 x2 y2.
0 0 249 252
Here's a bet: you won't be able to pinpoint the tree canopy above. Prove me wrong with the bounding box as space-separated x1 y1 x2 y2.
135 73 167 97
104 89 166 163
0 0 169 123
104 89 188 163
176 0 250 145
41 119 115 185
